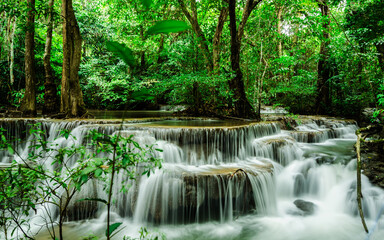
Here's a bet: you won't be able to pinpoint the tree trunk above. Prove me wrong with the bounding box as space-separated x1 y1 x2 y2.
236 0 262 41
276 6 283 82
61 0 87 117
0 14 6 56
6 16 11 62
277 6 283 58
140 28 145 71
21 0 36 117
355 133 369 233
192 82 201 115
0 12 8 64
157 35 164 64
315 1 331 115
177 0 213 72
43 0 59 115
212 6 228 74
228 0 259 119
376 43 384 72
9 17 16 85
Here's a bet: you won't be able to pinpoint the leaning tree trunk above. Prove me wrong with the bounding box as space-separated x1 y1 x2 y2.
277 6 283 58
9 16 16 85
140 27 146 71
21 0 36 117
177 0 213 72
228 0 259 119
61 0 86 118
42 0 59 115
157 35 164 64
315 1 331 115
212 6 228 74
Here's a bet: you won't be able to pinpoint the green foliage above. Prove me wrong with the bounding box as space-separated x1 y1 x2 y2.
85 129 161 240
266 69 317 114
140 0 153 9
85 129 162 183
0 164 40 239
106 222 123 237
146 20 190 35
0 0 63 108
122 227 166 240
0 123 162 239
81 69 157 110
131 89 155 101
80 57 132 109
152 72 234 114
0 0 382 119
345 0 384 45
80 227 165 240
10 89 25 108
284 112 301 129
373 92 384 122
106 41 136 68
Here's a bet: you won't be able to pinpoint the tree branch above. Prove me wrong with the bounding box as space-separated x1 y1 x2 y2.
237 0 262 41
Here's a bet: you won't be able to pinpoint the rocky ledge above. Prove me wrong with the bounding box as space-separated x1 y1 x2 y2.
358 124 384 188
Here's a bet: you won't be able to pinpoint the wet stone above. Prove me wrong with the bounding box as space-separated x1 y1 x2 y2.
315 155 336 165
293 199 317 216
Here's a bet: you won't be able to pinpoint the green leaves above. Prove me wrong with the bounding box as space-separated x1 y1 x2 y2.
7 146 14 155
372 93 384 123
82 166 97 175
146 20 190 36
140 0 152 9
0 119 163 240
106 222 123 237
378 94 384 107
94 168 103 177
105 4 189 77
106 41 136 67
131 89 155 101
60 129 71 139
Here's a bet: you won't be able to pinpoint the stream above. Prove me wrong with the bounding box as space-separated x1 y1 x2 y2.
0 114 384 240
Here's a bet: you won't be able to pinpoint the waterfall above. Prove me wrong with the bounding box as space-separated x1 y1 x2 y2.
1 117 384 240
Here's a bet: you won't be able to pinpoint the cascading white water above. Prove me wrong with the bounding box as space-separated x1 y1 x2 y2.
1 117 384 240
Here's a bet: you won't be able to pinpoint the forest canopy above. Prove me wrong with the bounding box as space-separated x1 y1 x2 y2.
0 0 383 119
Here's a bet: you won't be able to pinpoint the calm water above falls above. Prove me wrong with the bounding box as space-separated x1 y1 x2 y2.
1 117 384 240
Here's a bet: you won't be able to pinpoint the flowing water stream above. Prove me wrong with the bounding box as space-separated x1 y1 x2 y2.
1 116 384 240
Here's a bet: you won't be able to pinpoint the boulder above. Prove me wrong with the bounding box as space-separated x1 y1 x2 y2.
293 199 317 216
315 154 336 165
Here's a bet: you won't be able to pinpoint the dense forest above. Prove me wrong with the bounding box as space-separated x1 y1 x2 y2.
1 1 384 239
0 0 383 120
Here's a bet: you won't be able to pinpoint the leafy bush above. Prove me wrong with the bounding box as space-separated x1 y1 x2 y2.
268 69 317 114
0 124 162 239
152 72 234 114
373 91 384 122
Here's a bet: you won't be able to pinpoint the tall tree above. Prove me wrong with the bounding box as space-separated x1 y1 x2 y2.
228 0 261 119
42 0 59 115
61 0 87 117
315 0 331 114
21 0 36 117
177 0 228 73
276 3 283 58
9 16 17 85
212 6 229 74
345 0 384 72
